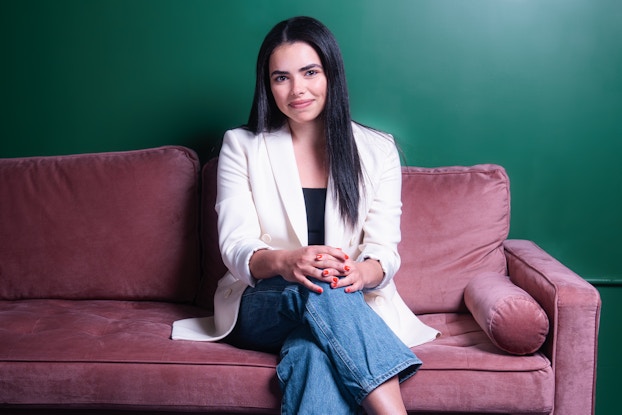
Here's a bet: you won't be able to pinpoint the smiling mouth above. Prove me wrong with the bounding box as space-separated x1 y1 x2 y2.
289 99 314 109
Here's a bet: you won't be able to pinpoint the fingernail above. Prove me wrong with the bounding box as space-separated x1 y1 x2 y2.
316 254 322 260
344 265 351 272
332 277 338 283
345 287 351 293
331 283 337 289
344 254 349 260
317 287 323 294
322 270 329 276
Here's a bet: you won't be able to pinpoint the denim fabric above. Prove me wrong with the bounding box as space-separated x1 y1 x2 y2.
227 277 422 415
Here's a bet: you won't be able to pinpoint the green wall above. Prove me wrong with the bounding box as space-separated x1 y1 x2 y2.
1 0 620 413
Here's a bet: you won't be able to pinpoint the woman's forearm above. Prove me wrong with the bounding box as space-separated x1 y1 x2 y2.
360 258 385 289
249 249 285 280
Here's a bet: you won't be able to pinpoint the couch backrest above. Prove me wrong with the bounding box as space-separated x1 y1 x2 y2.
395 164 510 314
0 146 201 302
198 161 510 314
196 158 227 311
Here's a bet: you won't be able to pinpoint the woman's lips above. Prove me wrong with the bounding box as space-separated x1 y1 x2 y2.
289 99 314 109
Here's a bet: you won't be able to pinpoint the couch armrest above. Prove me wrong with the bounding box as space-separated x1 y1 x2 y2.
504 239 601 415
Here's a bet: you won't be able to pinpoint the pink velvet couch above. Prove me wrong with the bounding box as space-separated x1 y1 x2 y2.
0 146 600 414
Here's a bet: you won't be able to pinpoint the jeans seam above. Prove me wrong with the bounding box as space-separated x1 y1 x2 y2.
303 290 421 405
305 298 373 393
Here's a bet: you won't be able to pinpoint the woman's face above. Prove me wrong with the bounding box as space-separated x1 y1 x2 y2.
269 41 327 128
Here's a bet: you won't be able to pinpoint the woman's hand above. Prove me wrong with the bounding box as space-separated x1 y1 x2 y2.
249 246 348 294
326 258 384 293
250 247 384 294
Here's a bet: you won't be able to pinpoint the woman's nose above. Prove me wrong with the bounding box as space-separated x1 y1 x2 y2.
291 78 305 96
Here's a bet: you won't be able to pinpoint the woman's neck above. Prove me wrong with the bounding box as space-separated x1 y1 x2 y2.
289 119 328 188
288 118 324 145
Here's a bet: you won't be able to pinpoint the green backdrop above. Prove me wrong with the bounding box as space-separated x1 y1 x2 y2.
1 0 620 413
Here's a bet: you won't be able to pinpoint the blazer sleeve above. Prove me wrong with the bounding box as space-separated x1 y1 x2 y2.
356 130 402 290
215 129 270 287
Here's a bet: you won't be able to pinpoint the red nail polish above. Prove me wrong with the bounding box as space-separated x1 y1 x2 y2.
344 265 351 272
331 283 337 289
322 269 329 276
344 254 349 260
332 277 338 283
316 254 322 260
345 287 351 293
317 287 323 294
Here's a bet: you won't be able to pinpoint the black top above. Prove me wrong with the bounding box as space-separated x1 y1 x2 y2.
302 188 327 246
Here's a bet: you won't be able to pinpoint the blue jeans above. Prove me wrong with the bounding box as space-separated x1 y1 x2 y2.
227 277 422 415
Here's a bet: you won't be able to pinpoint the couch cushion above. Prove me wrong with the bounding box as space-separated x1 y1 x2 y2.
0 299 280 411
0 146 200 302
404 313 553 414
465 272 549 355
395 164 510 314
0 300 553 413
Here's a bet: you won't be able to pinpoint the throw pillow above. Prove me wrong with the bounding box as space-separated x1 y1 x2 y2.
464 272 549 355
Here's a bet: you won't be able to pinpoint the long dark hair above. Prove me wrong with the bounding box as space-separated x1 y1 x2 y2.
247 16 362 228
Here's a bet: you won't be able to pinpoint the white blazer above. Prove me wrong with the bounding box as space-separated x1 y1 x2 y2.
172 123 439 347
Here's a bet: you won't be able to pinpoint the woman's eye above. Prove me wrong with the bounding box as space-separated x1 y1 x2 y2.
306 70 317 76
274 75 288 82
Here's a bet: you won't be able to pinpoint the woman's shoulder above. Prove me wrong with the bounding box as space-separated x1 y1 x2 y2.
224 124 290 143
351 122 396 154
218 127 261 162
221 126 266 154
223 126 258 141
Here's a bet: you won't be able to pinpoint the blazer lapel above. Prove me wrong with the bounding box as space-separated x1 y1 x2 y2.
263 127 308 247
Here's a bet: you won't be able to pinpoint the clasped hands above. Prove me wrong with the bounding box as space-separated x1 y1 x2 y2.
249 246 384 294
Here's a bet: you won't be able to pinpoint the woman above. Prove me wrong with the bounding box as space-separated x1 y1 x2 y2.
173 16 439 414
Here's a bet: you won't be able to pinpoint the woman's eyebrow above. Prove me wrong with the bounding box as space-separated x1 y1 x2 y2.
271 69 289 77
271 63 322 77
300 63 322 72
